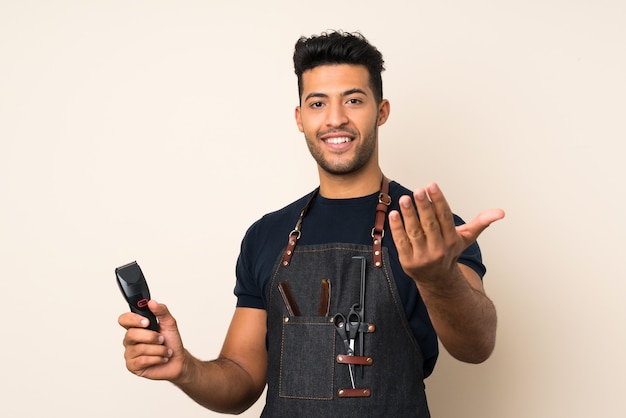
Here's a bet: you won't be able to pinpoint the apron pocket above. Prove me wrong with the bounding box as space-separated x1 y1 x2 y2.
279 316 335 400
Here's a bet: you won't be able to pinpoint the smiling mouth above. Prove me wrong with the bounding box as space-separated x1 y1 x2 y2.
323 136 353 144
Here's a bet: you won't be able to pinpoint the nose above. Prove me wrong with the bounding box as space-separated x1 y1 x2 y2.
325 102 349 128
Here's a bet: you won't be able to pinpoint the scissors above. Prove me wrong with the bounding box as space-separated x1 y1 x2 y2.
347 304 363 347
333 312 356 388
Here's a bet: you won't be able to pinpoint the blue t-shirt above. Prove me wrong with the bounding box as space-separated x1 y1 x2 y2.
234 181 485 377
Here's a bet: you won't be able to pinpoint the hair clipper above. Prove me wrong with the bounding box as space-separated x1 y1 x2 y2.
115 261 159 332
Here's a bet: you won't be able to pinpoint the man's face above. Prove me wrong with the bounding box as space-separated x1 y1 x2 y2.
295 64 390 176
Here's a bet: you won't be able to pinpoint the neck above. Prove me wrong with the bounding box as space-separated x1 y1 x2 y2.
317 166 384 198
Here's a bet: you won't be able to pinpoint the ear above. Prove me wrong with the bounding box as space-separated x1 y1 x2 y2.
295 106 304 132
377 99 390 126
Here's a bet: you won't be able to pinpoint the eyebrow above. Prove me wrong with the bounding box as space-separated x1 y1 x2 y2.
304 88 369 102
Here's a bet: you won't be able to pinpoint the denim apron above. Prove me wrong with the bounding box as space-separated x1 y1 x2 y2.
261 179 430 417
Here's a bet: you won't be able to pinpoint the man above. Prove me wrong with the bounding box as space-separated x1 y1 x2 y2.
119 31 504 416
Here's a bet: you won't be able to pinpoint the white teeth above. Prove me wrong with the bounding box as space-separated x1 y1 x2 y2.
325 137 352 144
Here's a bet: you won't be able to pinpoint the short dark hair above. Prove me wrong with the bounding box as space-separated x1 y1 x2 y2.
293 30 385 103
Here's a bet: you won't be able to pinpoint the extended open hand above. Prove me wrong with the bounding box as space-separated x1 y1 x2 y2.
388 183 505 284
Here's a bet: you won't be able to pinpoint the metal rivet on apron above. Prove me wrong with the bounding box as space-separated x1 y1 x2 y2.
282 261 289 266
337 355 344 362
375 261 381 267
366 357 373 365
363 389 370 396
283 317 289 323
367 324 376 333
375 250 380 256
339 389 345 396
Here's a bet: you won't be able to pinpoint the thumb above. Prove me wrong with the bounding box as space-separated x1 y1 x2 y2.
147 300 178 330
147 300 185 352
457 208 505 245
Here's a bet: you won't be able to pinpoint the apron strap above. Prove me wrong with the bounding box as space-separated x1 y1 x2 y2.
372 176 391 268
281 176 391 268
281 188 319 267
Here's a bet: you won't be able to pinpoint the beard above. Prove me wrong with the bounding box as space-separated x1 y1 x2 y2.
305 125 378 176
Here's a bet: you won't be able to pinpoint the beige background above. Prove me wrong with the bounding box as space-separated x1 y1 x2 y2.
1 1 625 417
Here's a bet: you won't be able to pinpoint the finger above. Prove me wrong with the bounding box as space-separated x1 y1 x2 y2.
125 342 171 360
397 192 427 243
123 327 164 347
456 208 506 246
411 187 444 249
125 348 172 374
425 183 457 242
146 300 180 335
118 311 154 330
388 209 414 259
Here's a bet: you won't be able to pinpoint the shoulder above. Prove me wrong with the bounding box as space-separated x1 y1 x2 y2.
239 190 320 259
243 190 316 241
388 180 412 196
235 190 319 309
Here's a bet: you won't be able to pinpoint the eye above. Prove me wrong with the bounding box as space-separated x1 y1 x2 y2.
346 97 362 105
309 101 324 109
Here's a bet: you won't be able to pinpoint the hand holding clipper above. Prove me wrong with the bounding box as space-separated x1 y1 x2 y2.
116 261 159 332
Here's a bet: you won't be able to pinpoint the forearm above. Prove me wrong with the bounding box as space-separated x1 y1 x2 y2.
173 351 265 414
417 264 497 363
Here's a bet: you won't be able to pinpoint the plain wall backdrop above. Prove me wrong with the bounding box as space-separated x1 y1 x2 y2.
1 1 625 417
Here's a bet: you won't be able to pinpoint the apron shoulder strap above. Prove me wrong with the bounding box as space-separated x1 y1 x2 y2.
372 176 391 268
281 188 319 267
